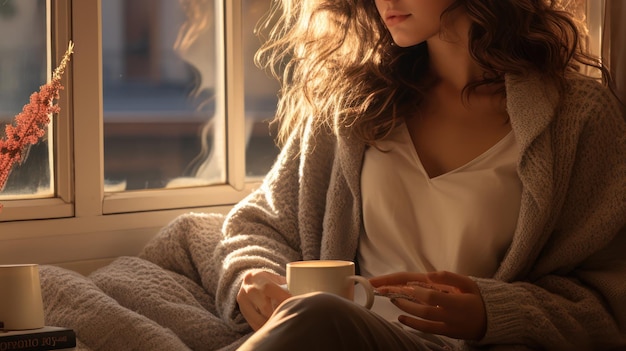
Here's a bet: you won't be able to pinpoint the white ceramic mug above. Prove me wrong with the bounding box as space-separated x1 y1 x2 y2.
0 264 45 331
286 260 374 309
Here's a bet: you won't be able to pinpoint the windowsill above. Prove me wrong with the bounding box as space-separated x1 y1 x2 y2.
0 204 234 268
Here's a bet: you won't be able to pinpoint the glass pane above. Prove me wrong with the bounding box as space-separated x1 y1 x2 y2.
243 0 280 179
102 0 280 192
0 0 50 198
103 0 221 191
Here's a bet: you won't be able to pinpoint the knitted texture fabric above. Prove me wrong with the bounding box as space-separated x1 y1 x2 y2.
40 74 626 350
41 213 251 351
215 74 626 350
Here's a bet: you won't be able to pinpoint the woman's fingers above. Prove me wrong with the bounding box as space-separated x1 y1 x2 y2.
237 296 267 331
369 272 426 287
375 281 455 307
374 271 487 340
237 270 291 331
426 271 478 293
391 297 446 321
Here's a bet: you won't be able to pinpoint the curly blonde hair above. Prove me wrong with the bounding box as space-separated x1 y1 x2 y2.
255 0 609 146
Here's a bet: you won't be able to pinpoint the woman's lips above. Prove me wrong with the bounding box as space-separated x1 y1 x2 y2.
385 13 410 27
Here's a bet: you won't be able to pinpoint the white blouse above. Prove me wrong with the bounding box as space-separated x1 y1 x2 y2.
355 124 522 321
357 122 522 322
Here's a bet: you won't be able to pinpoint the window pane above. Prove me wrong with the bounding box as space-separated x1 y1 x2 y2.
243 0 280 179
102 0 280 192
0 0 50 198
103 0 221 191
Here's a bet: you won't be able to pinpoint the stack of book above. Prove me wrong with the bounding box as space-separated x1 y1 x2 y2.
0 326 76 351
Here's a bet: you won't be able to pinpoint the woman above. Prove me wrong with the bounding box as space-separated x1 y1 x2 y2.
213 0 626 350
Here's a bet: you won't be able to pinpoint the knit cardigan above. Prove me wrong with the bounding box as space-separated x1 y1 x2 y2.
213 74 626 350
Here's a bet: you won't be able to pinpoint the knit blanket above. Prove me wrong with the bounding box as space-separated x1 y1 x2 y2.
39 213 251 351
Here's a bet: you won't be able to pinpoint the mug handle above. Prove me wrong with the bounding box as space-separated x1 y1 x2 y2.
348 275 374 309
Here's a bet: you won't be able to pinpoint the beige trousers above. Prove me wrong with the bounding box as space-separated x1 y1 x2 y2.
237 292 458 351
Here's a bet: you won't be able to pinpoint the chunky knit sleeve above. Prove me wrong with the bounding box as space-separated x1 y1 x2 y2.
472 77 626 350
212 119 338 330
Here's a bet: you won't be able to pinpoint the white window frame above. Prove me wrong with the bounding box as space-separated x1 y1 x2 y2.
0 0 260 269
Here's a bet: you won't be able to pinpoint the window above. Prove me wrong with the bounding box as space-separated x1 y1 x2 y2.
0 1 50 198
101 0 279 192
0 1 608 268
0 0 279 268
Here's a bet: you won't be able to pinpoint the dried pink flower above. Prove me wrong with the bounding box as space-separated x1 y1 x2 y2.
0 42 73 212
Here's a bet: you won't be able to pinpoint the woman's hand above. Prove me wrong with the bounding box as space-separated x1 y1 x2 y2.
370 271 487 340
237 269 291 331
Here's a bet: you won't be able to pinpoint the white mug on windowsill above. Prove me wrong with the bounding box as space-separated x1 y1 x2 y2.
0 264 45 331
